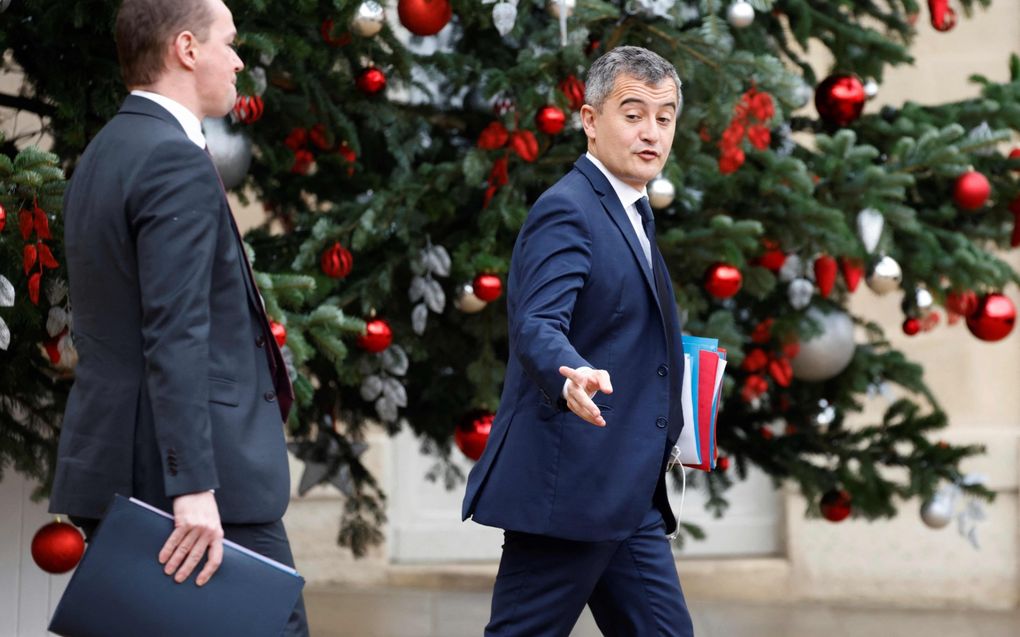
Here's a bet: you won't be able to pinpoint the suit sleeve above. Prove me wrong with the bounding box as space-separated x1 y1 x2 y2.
510 195 594 405
128 140 223 498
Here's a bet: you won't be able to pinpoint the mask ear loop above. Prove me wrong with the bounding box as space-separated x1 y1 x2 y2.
666 447 688 541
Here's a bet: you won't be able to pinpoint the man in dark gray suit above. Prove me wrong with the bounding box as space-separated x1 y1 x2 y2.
49 0 307 633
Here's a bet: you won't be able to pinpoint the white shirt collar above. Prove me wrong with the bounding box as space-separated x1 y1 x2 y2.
585 152 648 209
130 90 206 149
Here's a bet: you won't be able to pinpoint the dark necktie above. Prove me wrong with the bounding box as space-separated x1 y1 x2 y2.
204 147 294 421
636 196 656 247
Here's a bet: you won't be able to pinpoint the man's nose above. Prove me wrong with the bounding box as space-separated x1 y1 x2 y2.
639 117 659 144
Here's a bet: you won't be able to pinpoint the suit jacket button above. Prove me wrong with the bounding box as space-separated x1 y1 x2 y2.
264 390 277 402
657 364 669 377
255 335 266 348
656 417 668 429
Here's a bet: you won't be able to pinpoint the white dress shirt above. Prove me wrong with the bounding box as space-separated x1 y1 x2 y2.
562 153 654 400
130 90 206 149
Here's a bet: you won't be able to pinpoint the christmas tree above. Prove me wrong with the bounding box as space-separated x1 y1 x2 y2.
2 0 1019 555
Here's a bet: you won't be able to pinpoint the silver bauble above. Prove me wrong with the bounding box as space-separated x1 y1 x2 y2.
903 287 934 317
726 1 755 28
865 255 902 295
546 0 576 19
453 283 487 314
788 278 814 310
778 254 802 283
491 1 518 36
815 399 837 426
203 117 252 190
864 79 880 99
648 176 676 210
350 1 385 38
791 308 856 382
920 494 954 529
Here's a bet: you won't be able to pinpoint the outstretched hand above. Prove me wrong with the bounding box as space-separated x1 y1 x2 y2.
559 365 613 427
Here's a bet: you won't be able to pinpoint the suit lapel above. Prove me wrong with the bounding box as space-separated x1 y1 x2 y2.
573 156 661 313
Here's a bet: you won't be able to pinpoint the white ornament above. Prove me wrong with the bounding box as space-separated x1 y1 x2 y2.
628 0 676 19
920 492 954 529
203 117 253 190
727 1 755 28
863 80 879 99
0 317 9 351
491 1 518 36
787 278 814 310
865 255 902 295
546 0 575 18
0 275 14 307
856 207 885 253
648 175 676 210
454 283 487 313
350 1 385 38
778 254 802 283
250 67 268 97
791 308 856 382
56 332 78 370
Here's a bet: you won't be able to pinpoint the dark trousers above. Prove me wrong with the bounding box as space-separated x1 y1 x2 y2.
72 516 309 637
485 506 694 637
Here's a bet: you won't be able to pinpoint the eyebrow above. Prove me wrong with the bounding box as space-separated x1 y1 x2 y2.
619 97 677 111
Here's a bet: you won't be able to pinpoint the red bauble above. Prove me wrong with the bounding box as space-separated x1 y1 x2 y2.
321 18 352 47
454 410 494 461
813 254 837 298
509 130 539 162
321 242 354 279
757 240 786 272
1009 147 1020 167
358 318 393 353
270 321 287 347
953 171 991 211
820 489 852 523
356 68 387 95
559 75 586 111
472 273 503 302
535 105 566 135
704 263 742 299
0 203 6 232
928 0 957 31
815 74 866 127
716 456 730 472
902 317 921 336
946 290 978 317
291 149 315 175
232 94 264 124
31 520 85 574
966 293 1016 342
397 0 452 36
838 257 864 292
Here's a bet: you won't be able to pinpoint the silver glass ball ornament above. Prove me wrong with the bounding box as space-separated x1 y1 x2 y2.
546 0 576 19
865 255 902 295
350 1 385 38
453 283 488 314
791 308 857 382
787 278 814 310
864 79 880 99
648 175 676 210
727 1 755 28
920 494 954 529
202 117 252 190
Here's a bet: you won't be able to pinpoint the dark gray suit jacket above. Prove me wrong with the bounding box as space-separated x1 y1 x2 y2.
50 96 292 524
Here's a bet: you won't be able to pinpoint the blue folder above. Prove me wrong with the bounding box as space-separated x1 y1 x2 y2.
49 495 304 637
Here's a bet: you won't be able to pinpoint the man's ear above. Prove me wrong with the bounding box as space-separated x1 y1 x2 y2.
171 31 199 71
580 104 597 140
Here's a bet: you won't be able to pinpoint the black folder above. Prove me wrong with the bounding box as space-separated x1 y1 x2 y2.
49 495 304 637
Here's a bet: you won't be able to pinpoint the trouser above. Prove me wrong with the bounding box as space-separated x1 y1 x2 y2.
72 515 309 637
485 505 694 636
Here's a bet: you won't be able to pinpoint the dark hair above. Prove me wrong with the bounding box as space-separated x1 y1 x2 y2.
585 46 682 112
115 0 214 87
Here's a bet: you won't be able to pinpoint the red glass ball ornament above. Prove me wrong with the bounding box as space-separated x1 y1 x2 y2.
0 203 7 232
1008 148 1020 172
321 18 352 47
397 0 452 36
472 274 503 302
356 68 387 95
535 105 567 135
820 489 852 523
704 263 743 299
966 293 1016 342
902 317 921 336
757 240 786 272
321 242 353 279
946 290 978 317
232 94 264 124
270 321 287 347
455 410 494 461
358 318 393 353
953 171 991 211
31 520 85 574
814 74 866 127
717 456 730 471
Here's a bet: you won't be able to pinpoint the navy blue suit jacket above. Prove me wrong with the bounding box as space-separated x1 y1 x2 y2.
50 96 292 524
462 155 685 541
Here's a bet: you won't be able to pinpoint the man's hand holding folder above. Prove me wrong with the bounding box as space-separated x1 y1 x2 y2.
159 491 223 586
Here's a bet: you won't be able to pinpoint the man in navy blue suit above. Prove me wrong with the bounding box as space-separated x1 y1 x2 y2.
462 46 693 636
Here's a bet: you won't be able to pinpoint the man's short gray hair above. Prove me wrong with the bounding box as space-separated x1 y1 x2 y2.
584 46 682 112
